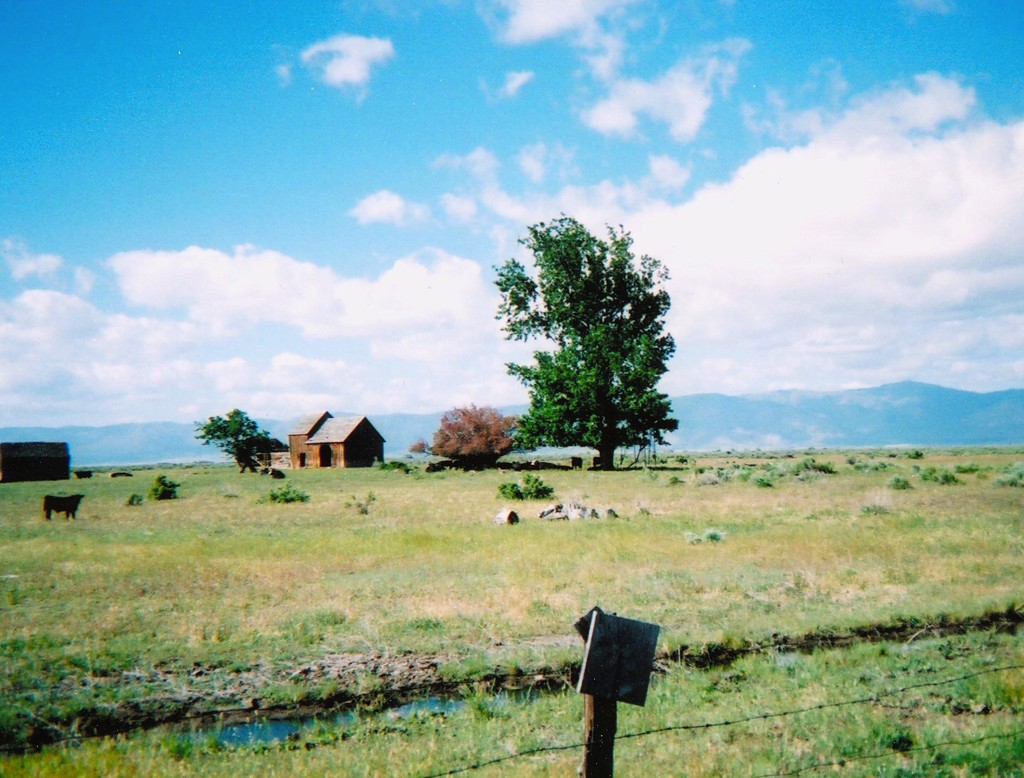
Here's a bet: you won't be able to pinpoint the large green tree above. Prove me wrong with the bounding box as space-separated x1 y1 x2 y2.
495 216 678 470
195 409 274 473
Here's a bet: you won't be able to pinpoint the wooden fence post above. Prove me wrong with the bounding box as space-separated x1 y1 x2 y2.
582 693 617 777
575 606 661 778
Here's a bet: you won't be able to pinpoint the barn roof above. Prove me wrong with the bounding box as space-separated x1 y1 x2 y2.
289 411 332 436
306 416 379 444
0 442 69 457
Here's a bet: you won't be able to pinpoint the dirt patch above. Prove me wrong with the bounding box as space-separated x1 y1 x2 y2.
15 605 1023 750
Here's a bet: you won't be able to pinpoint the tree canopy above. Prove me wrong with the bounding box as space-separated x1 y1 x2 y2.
495 216 677 470
195 409 275 473
431 405 517 468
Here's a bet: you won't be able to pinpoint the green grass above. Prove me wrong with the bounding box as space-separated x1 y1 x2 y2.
3 630 1020 776
0 449 1022 769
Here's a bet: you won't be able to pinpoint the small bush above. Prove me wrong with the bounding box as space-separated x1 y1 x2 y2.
126 493 145 507
755 475 774 488
888 476 912 490
378 461 411 474
497 481 524 500
791 457 837 476
906 449 925 459
520 474 553 499
268 483 310 504
496 473 553 500
996 462 1024 487
954 462 982 474
921 466 959 485
687 528 726 544
149 474 180 501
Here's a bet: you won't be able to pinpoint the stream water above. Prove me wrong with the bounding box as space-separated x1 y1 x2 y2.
192 693 525 746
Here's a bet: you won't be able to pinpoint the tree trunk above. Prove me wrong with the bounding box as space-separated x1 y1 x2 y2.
598 440 616 471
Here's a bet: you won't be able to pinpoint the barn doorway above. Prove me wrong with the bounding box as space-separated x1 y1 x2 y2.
319 444 332 468
298 453 306 468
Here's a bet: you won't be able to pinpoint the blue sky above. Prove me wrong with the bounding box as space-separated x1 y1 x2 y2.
2 0 1022 427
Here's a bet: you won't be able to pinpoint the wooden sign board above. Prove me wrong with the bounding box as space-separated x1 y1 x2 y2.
575 606 660 706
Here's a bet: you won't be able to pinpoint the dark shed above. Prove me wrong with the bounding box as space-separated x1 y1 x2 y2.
0 442 71 483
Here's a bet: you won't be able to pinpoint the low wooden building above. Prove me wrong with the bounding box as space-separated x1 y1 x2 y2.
289 413 385 469
0 442 70 483
256 437 290 470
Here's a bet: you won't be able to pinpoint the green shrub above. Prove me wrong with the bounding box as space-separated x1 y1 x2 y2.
268 483 310 504
126 493 145 506
995 462 1024 487
906 449 925 459
921 466 959 485
521 474 553 499
954 462 981 474
791 457 836 475
148 475 179 501
496 473 554 500
497 481 524 500
378 461 411 474
888 476 912 490
754 475 774 488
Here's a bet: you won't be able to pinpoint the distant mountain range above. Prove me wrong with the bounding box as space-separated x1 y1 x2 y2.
1 382 1021 466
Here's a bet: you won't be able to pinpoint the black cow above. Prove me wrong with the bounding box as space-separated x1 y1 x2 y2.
570 456 583 470
43 494 85 520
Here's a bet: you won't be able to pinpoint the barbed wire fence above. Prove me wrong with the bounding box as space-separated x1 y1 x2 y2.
418 663 1024 777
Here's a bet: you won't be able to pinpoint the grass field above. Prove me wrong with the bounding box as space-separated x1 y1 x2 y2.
1 448 1022 774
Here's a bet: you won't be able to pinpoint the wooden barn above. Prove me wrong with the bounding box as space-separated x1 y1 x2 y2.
0 442 70 483
288 412 385 469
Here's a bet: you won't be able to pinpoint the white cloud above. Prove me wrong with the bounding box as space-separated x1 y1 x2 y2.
500 70 534 98
440 193 478 222
349 189 431 225
2 238 63 280
626 77 1024 394
432 74 1024 395
582 39 751 141
107 244 496 341
1 241 516 424
647 154 690 190
487 0 638 44
750 71 974 146
484 0 641 80
515 142 575 186
300 34 394 96
518 144 547 184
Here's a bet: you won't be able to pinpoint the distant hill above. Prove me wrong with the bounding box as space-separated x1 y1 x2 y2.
670 381 1024 450
1 382 1021 466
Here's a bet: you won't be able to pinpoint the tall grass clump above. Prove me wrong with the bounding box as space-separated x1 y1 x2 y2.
345 492 376 514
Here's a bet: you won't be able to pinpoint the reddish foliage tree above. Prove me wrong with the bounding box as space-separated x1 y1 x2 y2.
408 439 428 454
431 405 517 467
